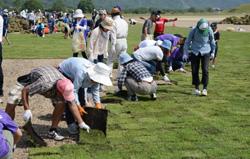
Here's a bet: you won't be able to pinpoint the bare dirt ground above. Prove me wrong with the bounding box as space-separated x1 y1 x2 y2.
128 15 250 32
0 59 75 159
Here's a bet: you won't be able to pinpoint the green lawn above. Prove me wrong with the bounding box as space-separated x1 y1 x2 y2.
4 25 250 158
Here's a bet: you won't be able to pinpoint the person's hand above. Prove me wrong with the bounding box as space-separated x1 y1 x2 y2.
182 54 189 62
210 53 215 60
174 18 178 21
77 106 87 116
23 110 32 122
79 122 90 133
95 103 102 109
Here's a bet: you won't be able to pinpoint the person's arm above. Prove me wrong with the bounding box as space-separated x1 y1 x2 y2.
90 84 101 108
73 71 85 105
21 87 30 110
88 29 98 61
209 28 216 54
165 17 178 22
184 29 195 56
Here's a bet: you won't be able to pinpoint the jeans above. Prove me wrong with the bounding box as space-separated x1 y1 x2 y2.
65 87 86 125
191 53 210 89
0 43 3 96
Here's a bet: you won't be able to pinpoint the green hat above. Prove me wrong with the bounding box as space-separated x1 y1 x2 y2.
196 18 209 36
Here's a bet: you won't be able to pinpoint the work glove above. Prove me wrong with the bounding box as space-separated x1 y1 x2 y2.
77 106 88 116
210 53 215 60
23 109 32 122
79 122 90 133
182 54 189 62
95 103 102 109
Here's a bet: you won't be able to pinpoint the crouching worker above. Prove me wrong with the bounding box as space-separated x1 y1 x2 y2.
0 108 22 159
118 52 157 101
5 66 90 141
58 58 113 134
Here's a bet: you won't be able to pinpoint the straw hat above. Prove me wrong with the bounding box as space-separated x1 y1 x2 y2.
100 17 114 30
87 63 112 86
73 9 84 18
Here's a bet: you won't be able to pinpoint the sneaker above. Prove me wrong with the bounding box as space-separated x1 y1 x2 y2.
194 89 201 96
48 130 64 141
150 93 157 100
177 68 187 73
128 95 138 102
67 123 79 135
212 65 215 69
162 75 170 82
168 66 173 72
201 89 208 96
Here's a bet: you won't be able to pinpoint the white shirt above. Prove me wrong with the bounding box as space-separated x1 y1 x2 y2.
88 27 110 61
138 40 156 48
0 16 3 42
133 46 163 61
113 15 128 39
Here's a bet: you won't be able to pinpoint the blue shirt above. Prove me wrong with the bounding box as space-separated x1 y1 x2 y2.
184 27 216 56
59 58 100 105
0 109 18 158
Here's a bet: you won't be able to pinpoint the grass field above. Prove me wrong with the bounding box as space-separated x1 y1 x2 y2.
3 25 250 158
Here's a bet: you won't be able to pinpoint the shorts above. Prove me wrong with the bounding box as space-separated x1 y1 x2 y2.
7 82 24 105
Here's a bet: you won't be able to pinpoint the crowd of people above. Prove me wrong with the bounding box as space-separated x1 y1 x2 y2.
0 6 220 158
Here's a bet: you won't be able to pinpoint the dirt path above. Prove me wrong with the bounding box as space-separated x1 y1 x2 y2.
0 59 76 159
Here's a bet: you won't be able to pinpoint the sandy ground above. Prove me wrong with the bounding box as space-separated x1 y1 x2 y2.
0 59 75 159
128 15 250 32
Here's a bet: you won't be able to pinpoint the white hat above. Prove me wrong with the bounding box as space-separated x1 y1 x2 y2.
73 9 84 18
87 63 112 86
155 40 163 46
199 22 209 31
100 17 114 30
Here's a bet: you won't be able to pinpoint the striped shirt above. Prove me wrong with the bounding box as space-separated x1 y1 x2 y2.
118 61 152 89
27 66 65 96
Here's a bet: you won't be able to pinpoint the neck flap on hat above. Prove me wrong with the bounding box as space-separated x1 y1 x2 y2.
196 18 209 36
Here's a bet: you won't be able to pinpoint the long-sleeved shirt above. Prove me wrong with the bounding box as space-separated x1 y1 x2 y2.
59 58 100 105
88 27 110 61
133 46 163 62
138 40 156 48
155 34 180 47
184 27 216 56
118 61 152 89
112 15 128 40
0 15 3 42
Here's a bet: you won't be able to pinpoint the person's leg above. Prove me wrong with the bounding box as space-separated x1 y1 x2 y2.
156 61 165 77
81 51 88 59
201 53 210 90
78 87 86 106
2 130 14 159
191 53 201 89
0 43 3 97
124 77 139 96
65 103 76 125
51 102 65 129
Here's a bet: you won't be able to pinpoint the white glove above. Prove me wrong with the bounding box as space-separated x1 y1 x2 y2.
210 53 215 60
23 109 32 122
182 54 188 62
79 122 90 133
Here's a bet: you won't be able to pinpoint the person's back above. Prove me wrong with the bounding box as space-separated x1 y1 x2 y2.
113 15 128 38
133 45 163 61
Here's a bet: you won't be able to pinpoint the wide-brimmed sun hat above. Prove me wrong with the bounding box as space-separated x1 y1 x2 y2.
56 79 75 102
160 40 172 50
87 63 112 86
73 9 84 18
100 17 114 30
119 52 133 65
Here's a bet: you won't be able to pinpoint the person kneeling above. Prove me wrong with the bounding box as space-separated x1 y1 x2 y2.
117 52 157 101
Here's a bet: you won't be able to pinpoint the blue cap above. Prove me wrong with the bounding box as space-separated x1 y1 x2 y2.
119 52 133 65
160 40 172 50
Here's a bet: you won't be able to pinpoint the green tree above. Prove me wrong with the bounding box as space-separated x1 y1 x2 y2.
51 0 66 11
22 0 43 11
13 0 25 11
77 0 94 13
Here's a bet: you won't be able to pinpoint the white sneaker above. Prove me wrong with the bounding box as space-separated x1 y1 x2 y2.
162 75 170 82
67 123 79 135
48 130 64 141
150 93 157 100
194 89 201 96
201 89 208 96
168 66 173 72
178 68 187 73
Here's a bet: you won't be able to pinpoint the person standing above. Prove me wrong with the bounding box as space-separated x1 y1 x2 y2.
2 10 11 45
88 17 114 63
153 11 178 39
210 22 220 68
141 11 156 41
94 9 107 29
0 13 4 103
183 18 216 96
109 6 128 75
71 9 88 58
